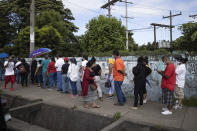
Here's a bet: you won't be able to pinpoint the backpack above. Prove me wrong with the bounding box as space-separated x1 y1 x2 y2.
19 65 26 73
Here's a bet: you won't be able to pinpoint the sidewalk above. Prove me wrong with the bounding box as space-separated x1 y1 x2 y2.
1 83 197 131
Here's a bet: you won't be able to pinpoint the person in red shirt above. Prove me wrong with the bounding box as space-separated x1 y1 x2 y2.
157 56 176 115
47 58 57 90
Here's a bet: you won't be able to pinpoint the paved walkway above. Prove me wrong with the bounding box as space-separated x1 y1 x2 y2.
1 82 197 131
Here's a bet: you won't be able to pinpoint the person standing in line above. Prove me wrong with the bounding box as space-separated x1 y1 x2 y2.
35 60 42 87
112 50 127 106
61 57 70 93
80 55 88 83
132 56 152 110
67 58 79 98
31 59 37 84
55 55 64 91
19 59 30 87
15 58 21 84
91 57 103 101
3 56 15 91
41 56 50 89
174 55 188 109
142 56 151 104
47 58 57 90
82 60 100 109
157 56 176 115
105 58 115 98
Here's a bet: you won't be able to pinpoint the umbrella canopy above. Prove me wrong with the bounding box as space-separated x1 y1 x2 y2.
29 48 52 58
0 53 8 58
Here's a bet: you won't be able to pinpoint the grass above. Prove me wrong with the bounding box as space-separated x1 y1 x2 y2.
182 97 197 107
113 112 121 121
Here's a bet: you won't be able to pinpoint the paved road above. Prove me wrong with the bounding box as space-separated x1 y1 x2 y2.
1 83 197 131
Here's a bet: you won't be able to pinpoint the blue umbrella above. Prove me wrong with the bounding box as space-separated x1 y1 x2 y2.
0 53 8 58
29 48 52 58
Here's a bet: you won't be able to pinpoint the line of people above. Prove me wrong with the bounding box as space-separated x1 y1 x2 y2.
2 51 188 115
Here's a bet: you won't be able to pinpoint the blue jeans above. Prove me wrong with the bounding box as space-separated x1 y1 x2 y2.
62 74 69 92
16 69 20 83
57 71 62 90
37 74 42 84
42 72 48 88
114 81 126 105
70 80 78 95
49 72 56 88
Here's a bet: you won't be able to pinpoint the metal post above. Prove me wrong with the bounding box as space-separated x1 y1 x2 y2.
30 0 35 54
125 0 128 50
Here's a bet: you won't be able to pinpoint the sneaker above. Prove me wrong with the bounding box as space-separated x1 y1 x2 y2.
161 110 172 115
10 88 14 91
143 99 147 104
131 107 138 110
174 104 183 110
162 107 168 111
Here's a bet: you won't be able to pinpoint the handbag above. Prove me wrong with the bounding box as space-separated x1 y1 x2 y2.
105 79 111 88
89 83 97 91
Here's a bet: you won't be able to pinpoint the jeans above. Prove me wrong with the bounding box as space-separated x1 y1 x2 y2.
134 87 143 107
42 72 48 88
105 74 115 95
62 74 69 92
21 73 28 86
114 81 126 105
37 74 42 84
70 80 78 95
16 69 20 84
57 71 62 90
49 72 56 88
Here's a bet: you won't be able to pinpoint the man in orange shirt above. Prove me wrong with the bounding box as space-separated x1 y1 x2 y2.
113 50 127 106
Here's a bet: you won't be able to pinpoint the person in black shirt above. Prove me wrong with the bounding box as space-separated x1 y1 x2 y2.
31 59 37 84
132 56 152 110
61 57 70 93
19 59 30 87
91 57 103 101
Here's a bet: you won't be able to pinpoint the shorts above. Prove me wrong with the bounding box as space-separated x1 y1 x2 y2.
5 75 15 84
174 85 184 99
162 88 174 107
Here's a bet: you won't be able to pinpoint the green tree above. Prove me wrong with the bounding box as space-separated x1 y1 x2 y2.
174 22 197 52
80 15 135 55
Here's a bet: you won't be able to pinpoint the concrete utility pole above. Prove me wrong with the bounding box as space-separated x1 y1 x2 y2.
163 10 182 44
120 0 133 50
30 0 35 54
150 23 175 49
107 0 112 18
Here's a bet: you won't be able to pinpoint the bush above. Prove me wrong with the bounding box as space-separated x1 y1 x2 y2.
113 112 121 121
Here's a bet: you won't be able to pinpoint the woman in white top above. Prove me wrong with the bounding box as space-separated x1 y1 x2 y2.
67 58 79 98
174 55 188 109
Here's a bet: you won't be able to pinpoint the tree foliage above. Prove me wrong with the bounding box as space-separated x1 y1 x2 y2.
80 15 135 55
174 22 197 52
0 0 78 56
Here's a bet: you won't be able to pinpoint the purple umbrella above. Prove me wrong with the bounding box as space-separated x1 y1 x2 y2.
29 48 52 58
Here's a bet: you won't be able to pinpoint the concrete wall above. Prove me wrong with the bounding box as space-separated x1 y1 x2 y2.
26 56 197 101
75 56 197 101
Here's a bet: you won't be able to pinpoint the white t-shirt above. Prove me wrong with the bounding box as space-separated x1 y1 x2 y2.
175 64 186 88
4 61 15 76
55 58 64 71
81 60 88 67
67 63 79 82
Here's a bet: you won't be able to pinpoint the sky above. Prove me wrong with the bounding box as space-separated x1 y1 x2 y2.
62 0 197 45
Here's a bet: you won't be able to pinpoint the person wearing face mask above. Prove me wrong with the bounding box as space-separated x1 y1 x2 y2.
157 56 176 115
174 55 188 109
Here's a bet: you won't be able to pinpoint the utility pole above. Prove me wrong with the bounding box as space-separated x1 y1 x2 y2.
150 23 174 50
30 0 35 54
107 0 112 18
120 0 133 50
163 10 182 44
